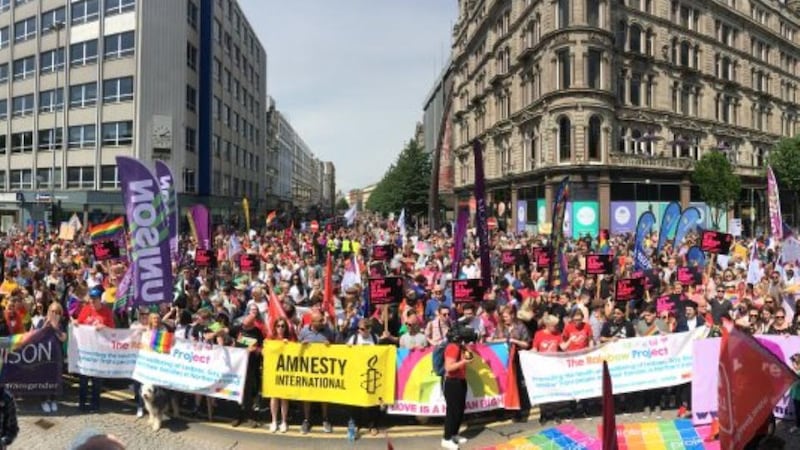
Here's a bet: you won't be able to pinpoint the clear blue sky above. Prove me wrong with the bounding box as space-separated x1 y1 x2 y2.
238 0 457 193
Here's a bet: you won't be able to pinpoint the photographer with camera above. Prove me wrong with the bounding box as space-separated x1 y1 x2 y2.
440 323 477 450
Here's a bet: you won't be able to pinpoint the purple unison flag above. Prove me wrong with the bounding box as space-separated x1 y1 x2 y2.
452 206 470 278
472 141 492 290
548 177 570 290
767 166 783 241
190 204 211 250
114 265 133 312
117 156 173 307
154 161 179 259
673 207 702 250
1 327 63 395
633 211 656 271
610 201 636 235
657 201 682 255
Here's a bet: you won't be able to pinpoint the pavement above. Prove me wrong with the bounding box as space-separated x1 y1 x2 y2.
12 379 800 449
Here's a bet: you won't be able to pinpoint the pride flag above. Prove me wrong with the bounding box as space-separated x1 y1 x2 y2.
480 424 600 450
149 329 174 354
90 217 125 242
266 210 277 226
606 420 704 450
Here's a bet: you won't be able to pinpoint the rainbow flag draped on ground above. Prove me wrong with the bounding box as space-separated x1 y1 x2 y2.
480 424 600 450
90 217 125 242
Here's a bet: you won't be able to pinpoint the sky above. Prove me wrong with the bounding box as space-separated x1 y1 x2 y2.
239 0 458 194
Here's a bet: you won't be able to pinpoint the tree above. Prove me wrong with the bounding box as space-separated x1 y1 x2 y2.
335 197 350 212
692 151 741 230
768 136 800 226
366 139 431 216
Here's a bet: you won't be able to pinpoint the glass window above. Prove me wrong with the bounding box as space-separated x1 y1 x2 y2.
104 31 134 59
185 127 196 152
69 82 97 108
588 116 601 160
103 76 133 102
11 94 34 116
0 0 8 12
187 0 198 29
558 0 570 28
71 0 99 25
183 169 196 193
12 56 35 81
68 125 96 148
100 165 119 188
186 85 196 111
559 116 571 161
101 121 132 146
70 40 98 65
557 49 571 89
38 128 63 151
0 99 6 120
586 0 600 27
11 132 33 153
0 26 9 48
105 0 135 16
587 49 601 89
0 64 6 84
10 170 33 190
187 42 197 70
66 166 95 189
0 135 5 155
14 16 36 42
41 7 67 33
39 88 64 112
40 48 65 73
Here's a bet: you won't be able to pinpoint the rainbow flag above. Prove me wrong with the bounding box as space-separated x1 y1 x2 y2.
150 329 174 354
90 217 125 242
0 332 33 372
601 420 705 450
266 210 277 226
480 424 601 450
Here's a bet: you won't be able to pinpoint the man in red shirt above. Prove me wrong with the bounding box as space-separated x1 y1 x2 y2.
74 287 115 411
561 309 594 351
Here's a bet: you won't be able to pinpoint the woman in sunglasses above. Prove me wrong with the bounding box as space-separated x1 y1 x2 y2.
267 317 294 433
766 308 792 335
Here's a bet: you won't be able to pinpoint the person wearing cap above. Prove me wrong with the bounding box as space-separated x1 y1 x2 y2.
74 286 115 412
599 303 635 343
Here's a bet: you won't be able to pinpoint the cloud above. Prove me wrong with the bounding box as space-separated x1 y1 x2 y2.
238 0 456 193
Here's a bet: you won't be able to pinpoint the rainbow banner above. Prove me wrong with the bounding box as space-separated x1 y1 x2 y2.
90 217 125 242
387 342 509 416
149 330 174 354
604 420 705 450
479 424 601 450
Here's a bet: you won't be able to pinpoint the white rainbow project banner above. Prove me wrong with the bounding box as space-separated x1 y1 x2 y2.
519 327 706 405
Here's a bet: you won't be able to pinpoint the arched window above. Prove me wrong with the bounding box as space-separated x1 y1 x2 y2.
630 24 642 53
616 21 627 51
680 41 690 66
631 129 642 154
588 116 602 160
586 0 600 27
558 0 570 28
558 116 571 161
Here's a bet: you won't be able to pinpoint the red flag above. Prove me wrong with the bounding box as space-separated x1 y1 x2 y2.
386 437 394 450
718 326 797 449
266 288 295 340
323 253 336 325
601 361 618 450
503 344 520 410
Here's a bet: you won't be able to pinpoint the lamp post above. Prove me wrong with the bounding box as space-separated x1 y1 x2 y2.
50 21 65 230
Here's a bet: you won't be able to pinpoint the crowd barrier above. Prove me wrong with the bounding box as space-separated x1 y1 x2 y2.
0 326 793 422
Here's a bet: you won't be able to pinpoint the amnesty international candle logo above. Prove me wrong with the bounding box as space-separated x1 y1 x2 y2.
262 341 396 407
360 355 382 395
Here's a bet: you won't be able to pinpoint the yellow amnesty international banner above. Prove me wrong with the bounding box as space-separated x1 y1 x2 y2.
262 341 396 407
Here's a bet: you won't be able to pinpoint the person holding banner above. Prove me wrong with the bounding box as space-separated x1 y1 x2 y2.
74 286 115 412
298 311 336 434
267 317 294 433
231 313 265 428
345 318 381 437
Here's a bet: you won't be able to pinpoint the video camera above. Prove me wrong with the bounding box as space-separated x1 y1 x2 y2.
446 322 478 344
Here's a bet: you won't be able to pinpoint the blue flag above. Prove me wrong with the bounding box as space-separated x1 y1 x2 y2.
657 202 681 255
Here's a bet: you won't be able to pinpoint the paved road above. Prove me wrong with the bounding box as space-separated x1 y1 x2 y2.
12 381 798 449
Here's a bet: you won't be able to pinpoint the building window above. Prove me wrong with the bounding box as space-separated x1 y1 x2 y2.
71 0 99 25
586 0 600 27
0 64 7 84
0 0 7 13
212 134 220 156
716 21 736 47
104 31 135 59
183 169 196 193
186 85 196 111
0 99 5 120
103 76 134 102
12 56 35 81
40 48 65 73
558 0 570 28
630 73 641 106
11 132 33 153
105 0 134 16
557 49 571 89
41 7 67 33
38 128 63 151
70 40 98 65
11 94 34 117
67 166 94 189
558 116 571 161
716 55 735 81
69 82 97 108
14 17 36 43
587 115 602 160
0 26 8 48
39 88 64 112
101 121 133 146
100 165 119 188
185 127 196 152
10 170 33 190
68 125 96 148
753 147 768 167
587 49 601 89
629 24 642 53
187 42 198 71
36 168 62 189
187 0 198 29
716 94 735 124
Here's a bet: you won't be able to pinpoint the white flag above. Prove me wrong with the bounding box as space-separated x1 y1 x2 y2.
344 205 357 226
68 213 82 231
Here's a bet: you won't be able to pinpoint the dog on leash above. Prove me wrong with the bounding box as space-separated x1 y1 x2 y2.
140 384 179 431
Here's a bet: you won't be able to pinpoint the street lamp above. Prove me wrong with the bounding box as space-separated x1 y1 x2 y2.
50 21 65 230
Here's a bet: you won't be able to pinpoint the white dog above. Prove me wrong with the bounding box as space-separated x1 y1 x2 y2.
140 384 178 431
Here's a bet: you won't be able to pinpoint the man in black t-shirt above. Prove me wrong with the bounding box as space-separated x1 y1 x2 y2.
231 313 265 427
600 304 636 343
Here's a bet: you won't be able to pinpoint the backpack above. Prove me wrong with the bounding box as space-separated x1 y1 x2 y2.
432 341 448 377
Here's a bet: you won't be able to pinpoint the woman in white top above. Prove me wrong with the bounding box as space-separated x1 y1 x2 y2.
346 319 380 436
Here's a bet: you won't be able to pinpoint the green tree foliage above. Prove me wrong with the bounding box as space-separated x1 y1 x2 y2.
335 197 350 212
366 139 431 216
692 151 741 229
768 136 800 225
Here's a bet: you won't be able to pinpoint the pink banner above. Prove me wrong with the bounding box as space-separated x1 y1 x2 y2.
767 166 783 240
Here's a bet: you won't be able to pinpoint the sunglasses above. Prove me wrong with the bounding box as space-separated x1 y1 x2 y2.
749 314 758 319
776 316 786 319
276 324 286 328
358 327 368 331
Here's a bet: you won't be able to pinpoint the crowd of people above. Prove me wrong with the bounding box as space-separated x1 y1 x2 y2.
1 215 800 449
